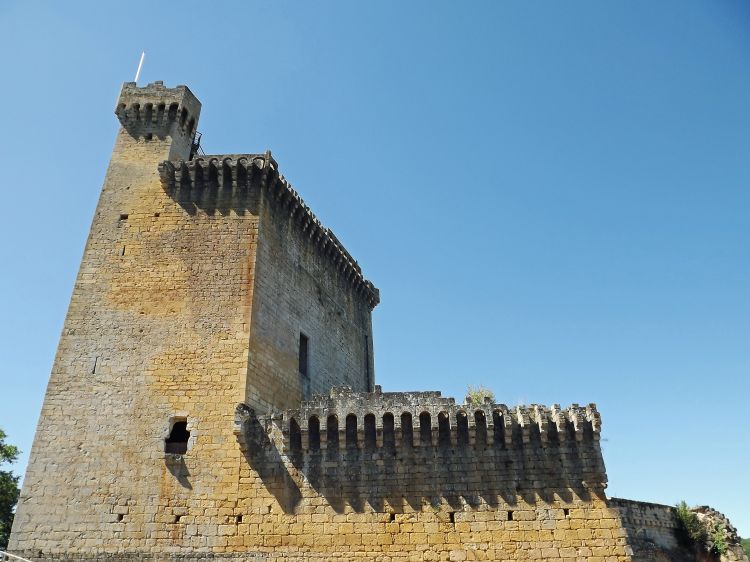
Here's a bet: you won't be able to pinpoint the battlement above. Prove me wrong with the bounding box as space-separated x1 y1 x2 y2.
115 81 201 140
246 386 601 453
159 153 380 309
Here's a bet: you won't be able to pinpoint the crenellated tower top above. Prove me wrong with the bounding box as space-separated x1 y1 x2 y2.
114 81 201 147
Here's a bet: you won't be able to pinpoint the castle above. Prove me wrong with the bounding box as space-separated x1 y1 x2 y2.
7 82 747 562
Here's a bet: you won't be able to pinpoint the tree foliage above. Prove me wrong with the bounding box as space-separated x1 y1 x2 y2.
465 385 495 404
0 428 20 550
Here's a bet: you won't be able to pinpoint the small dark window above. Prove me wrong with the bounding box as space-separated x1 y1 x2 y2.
507 510 514 521
144 133 153 141
449 512 455 524
236 515 243 524
419 412 432 445
563 508 570 518
364 414 376 449
299 333 309 379
327 415 339 450
493 410 505 447
438 412 451 447
346 414 358 449
474 411 487 447
364 334 371 391
401 412 413 447
289 418 302 452
309 416 320 451
383 413 395 450
456 411 469 446
389 512 396 522
165 420 190 454
119 214 129 221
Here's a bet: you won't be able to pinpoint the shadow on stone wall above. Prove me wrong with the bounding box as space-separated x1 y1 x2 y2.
237 406 604 514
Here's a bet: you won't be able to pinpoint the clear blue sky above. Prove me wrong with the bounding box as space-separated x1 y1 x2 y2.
1 0 748 536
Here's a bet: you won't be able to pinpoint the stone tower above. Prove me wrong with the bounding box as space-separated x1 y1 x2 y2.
9 82 748 562
9 81 378 558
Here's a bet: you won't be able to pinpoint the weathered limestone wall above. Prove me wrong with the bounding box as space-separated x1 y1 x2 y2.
245 172 376 412
611 499 749 562
9 81 379 561
9 81 256 555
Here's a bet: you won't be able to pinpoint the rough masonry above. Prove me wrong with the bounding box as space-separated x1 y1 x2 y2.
8 82 747 562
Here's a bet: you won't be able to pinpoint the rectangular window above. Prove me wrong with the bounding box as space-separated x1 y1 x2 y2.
298 333 309 379
364 335 371 391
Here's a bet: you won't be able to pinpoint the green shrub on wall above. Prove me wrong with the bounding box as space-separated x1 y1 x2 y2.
675 501 707 549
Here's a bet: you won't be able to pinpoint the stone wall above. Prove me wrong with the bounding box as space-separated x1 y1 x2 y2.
8 82 377 560
611 499 749 562
244 164 376 412
8 81 746 562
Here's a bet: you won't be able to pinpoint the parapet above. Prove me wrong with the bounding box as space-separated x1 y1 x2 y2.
115 81 201 139
237 386 601 453
159 153 380 309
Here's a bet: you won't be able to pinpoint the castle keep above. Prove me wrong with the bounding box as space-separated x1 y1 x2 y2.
8 82 747 562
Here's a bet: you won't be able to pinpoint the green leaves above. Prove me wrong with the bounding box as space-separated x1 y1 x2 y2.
0 429 19 465
0 428 20 550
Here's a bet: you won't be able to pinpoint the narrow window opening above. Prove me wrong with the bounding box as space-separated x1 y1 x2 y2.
456 411 469 446
327 415 339 450
345 414 358 449
401 412 413 447
382 413 395 450
563 508 570 518
474 411 487 447
299 333 310 400
507 510 514 521
299 333 309 378
154 212 160 217
174 515 181 523
364 334 371 391
92 356 100 374
289 418 302 452
308 416 320 451
493 410 504 447
364 414 376 450
389 512 396 522
117 514 124 522
438 412 450 447
236 514 243 524
449 512 455 524
180 108 188 127
121 246 126 257
119 214 129 221
165 420 190 454
419 412 432 446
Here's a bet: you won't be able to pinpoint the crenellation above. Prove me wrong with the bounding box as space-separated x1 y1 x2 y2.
116 82 200 142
